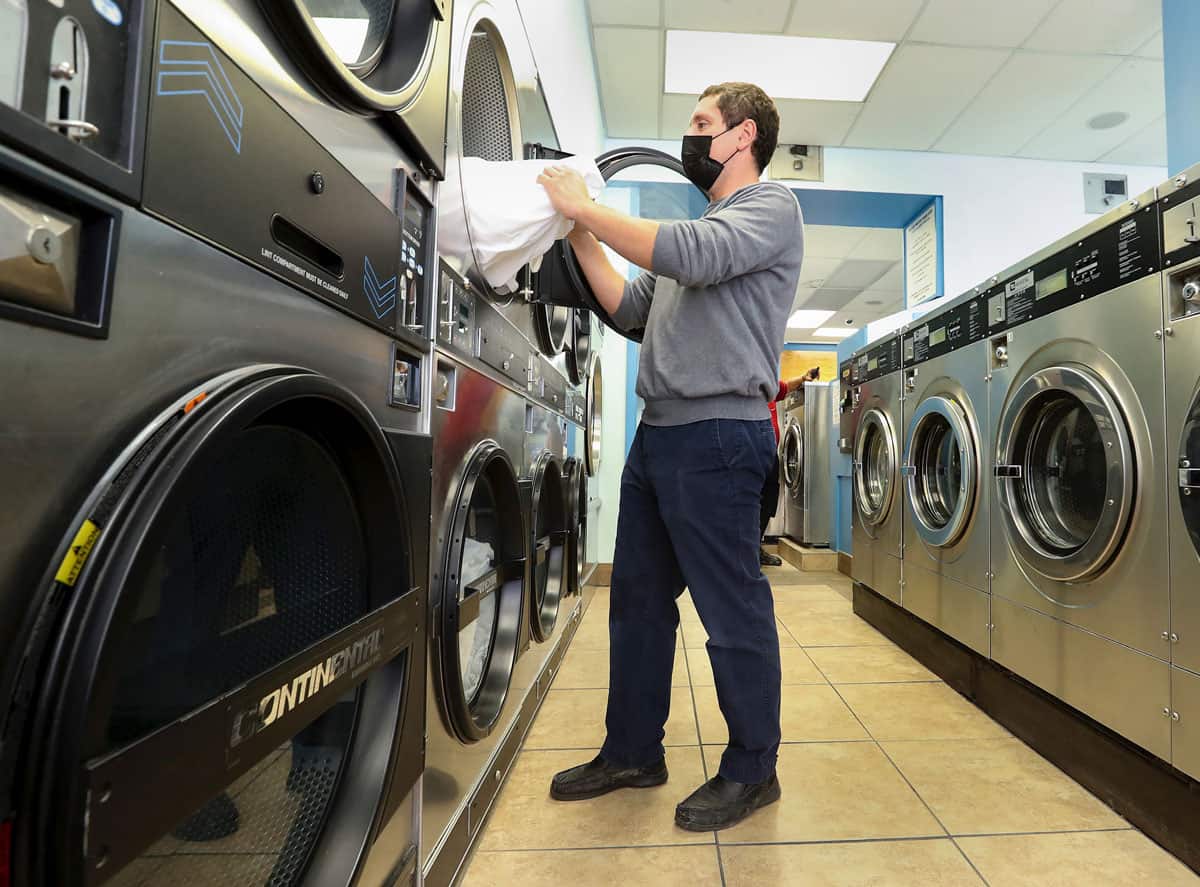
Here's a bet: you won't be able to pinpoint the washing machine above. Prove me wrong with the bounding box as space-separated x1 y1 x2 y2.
782 383 834 547
899 294 991 655
848 334 905 604
780 392 806 542
522 373 570 645
422 262 581 887
985 189 1171 761
1154 163 1200 781
0 146 432 887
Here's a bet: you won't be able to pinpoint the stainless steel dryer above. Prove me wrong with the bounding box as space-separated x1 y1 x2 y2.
849 335 905 604
986 190 1171 761
0 145 432 887
782 382 834 547
899 295 991 655
780 392 806 542
1157 163 1200 781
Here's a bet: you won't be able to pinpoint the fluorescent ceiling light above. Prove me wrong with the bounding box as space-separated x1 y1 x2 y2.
665 31 895 102
788 309 834 328
813 327 858 339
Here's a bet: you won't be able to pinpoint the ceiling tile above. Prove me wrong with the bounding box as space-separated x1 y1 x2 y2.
1024 0 1162 55
824 258 897 289
844 44 1010 151
1135 30 1163 59
1100 115 1167 166
594 27 661 138
872 264 905 292
797 256 844 287
665 0 791 33
803 225 871 258
850 227 903 261
1018 58 1166 162
935 52 1121 157
587 0 661 28
785 0 924 42
776 99 863 146
660 92 698 138
806 287 863 310
792 285 818 308
910 0 1056 48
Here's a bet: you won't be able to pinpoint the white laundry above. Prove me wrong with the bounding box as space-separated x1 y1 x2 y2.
448 155 605 293
459 538 498 698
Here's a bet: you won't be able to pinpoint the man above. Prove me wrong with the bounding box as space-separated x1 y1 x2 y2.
760 367 820 567
538 81 804 832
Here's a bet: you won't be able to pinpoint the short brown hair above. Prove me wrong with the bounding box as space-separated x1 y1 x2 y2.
700 82 780 173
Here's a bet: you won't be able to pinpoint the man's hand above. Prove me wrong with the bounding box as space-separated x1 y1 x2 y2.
538 165 592 221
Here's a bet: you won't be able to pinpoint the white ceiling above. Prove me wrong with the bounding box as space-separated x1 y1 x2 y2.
586 0 1166 165
787 225 904 343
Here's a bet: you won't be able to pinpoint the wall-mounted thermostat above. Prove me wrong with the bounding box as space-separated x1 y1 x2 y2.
1083 173 1128 215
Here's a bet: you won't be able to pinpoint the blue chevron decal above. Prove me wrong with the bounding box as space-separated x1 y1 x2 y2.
156 40 244 153
363 256 398 319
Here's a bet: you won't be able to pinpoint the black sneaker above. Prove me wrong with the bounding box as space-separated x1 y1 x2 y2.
759 548 783 567
674 773 781 831
550 754 668 801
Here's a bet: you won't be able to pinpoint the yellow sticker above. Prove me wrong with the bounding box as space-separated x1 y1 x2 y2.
54 519 101 587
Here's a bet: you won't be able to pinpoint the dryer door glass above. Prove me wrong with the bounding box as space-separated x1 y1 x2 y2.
906 396 976 548
459 474 502 702
783 424 804 494
854 408 896 527
300 0 396 67
585 358 604 477
996 364 1134 582
531 457 567 641
1178 389 1200 558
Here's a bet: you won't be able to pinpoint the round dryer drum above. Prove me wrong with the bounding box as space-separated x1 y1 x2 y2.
434 442 526 742
905 395 978 549
3 367 422 887
854 407 899 532
565 310 591 386
782 422 804 497
260 0 451 170
995 364 1135 583
562 458 587 596
584 356 604 478
552 148 708 342
532 301 573 358
529 454 568 641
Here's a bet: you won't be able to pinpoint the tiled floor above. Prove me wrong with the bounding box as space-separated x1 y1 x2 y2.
460 563 1199 886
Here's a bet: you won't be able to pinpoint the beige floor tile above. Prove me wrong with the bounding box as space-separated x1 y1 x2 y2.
957 831 1199 886
478 747 714 850
771 584 850 602
683 619 799 649
526 687 698 749
553 647 689 689
774 596 854 622
462 846 724 887
721 839 985 886
838 683 1009 741
686 645 825 687
782 612 891 647
694 683 867 744
883 738 1129 835
701 742 943 843
806 645 939 684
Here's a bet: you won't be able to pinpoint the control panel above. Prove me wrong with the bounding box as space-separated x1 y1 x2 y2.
396 173 433 339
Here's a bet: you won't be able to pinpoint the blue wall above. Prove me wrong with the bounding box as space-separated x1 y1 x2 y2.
1165 0 1200 175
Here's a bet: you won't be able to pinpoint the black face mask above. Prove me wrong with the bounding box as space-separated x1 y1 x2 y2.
681 126 742 193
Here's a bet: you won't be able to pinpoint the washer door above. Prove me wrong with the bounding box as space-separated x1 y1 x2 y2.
782 422 804 497
532 300 573 357
905 395 978 549
585 357 603 478
436 442 525 743
562 457 586 596
995 364 1135 582
529 454 568 641
5 367 422 887
1181 388 1200 559
854 407 898 529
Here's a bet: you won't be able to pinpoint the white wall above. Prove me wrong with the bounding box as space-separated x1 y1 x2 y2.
605 137 1166 299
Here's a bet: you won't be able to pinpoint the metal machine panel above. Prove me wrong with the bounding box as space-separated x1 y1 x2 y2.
802 382 835 546
903 564 990 656
1171 665 1200 781
991 596 1170 761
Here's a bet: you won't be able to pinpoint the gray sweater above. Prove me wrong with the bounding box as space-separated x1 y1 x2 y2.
611 182 805 426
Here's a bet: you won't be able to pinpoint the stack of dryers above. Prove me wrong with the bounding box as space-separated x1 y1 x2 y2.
899 297 991 655
1158 164 1200 780
844 334 906 604
0 2 448 885
984 187 1172 762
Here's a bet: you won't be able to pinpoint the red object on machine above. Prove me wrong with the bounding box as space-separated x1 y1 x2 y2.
0 818 11 887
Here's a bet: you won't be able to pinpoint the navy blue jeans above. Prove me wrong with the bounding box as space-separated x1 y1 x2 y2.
601 418 782 784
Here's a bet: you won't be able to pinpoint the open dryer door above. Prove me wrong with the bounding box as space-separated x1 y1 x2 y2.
0 366 426 887
531 147 708 343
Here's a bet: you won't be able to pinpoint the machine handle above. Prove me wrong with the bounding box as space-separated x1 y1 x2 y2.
994 464 1023 479
1180 468 1200 489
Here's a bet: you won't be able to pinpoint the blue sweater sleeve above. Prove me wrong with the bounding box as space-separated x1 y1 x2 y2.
651 184 801 289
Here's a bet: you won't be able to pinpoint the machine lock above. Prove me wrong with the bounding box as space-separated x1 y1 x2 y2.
1180 468 1200 491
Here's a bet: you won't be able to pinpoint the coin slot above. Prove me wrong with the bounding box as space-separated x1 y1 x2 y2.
270 214 344 278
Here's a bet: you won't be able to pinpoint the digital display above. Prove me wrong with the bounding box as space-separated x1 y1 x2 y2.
1036 269 1068 301
404 197 425 233
929 327 947 347
868 357 879 372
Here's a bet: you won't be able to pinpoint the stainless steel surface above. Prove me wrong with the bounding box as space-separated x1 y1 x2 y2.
988 273 1170 661
849 364 903 603
991 596 1170 760
585 353 603 477
902 565 991 656
0 183 79 313
902 340 990 593
781 383 834 547
1171 666 1200 781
